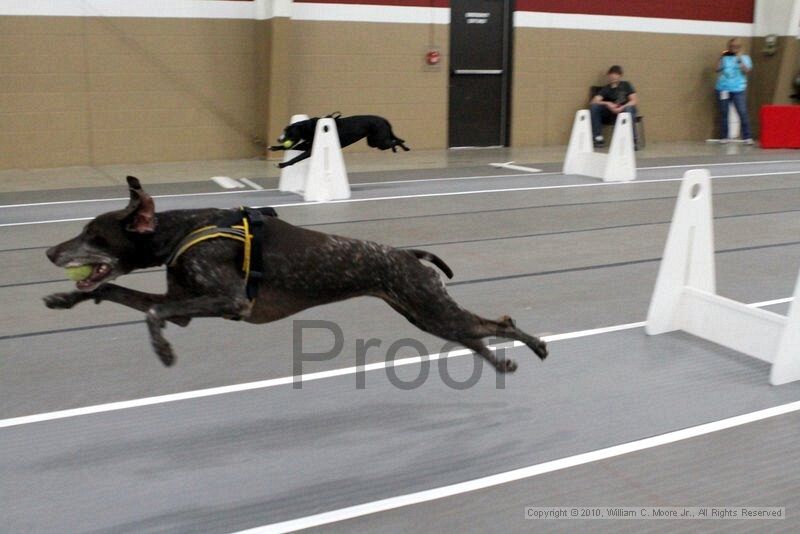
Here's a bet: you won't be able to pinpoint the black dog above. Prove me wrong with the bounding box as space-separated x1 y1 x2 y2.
270 113 410 168
44 177 547 371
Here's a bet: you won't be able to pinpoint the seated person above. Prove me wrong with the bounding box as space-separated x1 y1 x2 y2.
590 65 639 148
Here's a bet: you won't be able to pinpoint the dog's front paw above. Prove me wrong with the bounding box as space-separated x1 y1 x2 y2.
531 340 548 361
44 292 82 309
494 358 518 373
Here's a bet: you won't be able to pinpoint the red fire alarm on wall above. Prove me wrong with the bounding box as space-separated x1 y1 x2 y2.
425 48 441 65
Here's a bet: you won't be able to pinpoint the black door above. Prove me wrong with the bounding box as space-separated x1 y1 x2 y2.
448 0 512 147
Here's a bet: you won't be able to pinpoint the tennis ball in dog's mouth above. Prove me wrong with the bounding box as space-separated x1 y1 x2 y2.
283 140 293 148
65 264 93 281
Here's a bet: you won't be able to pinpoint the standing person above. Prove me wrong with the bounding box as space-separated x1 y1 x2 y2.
590 65 639 149
715 37 753 144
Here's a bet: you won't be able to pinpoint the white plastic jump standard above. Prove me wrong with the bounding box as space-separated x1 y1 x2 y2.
646 169 800 385
278 114 310 194
303 118 351 202
562 110 636 182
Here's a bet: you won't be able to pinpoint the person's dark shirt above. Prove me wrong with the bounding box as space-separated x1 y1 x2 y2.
599 81 635 105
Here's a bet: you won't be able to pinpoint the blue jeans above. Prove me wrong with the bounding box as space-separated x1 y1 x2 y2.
716 90 751 139
590 103 638 144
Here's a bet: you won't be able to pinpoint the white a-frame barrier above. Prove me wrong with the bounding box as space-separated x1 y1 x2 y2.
304 118 350 202
646 169 800 385
277 115 351 202
278 114 310 194
562 110 636 182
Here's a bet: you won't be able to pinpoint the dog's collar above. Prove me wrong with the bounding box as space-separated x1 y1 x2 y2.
166 207 265 301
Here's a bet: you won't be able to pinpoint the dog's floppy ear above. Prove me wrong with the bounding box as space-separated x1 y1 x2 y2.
119 175 157 234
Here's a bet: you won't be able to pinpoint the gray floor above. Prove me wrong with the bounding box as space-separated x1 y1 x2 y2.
2 149 800 532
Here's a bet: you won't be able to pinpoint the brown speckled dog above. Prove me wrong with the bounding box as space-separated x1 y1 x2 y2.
44 177 548 371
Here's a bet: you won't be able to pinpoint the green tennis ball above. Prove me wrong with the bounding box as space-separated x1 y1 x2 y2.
283 140 293 148
65 265 93 281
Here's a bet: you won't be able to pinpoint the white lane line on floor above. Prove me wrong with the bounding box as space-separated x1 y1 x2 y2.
240 178 264 190
240 399 800 534
3 170 800 228
489 162 543 173
640 159 800 170
210 176 245 189
1 217 92 227
0 298 791 430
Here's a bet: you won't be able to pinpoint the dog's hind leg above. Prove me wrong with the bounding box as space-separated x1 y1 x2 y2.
383 290 520 373
389 140 410 153
391 133 410 152
460 338 518 373
469 315 548 361
145 295 251 366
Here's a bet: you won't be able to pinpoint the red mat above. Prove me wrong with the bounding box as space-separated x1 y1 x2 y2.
759 105 800 148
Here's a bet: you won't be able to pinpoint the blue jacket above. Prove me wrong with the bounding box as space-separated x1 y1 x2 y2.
716 54 752 92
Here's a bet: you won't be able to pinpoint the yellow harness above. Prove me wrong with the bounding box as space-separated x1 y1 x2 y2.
167 220 251 277
166 208 265 300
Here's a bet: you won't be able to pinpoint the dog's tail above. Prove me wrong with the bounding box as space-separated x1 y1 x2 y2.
409 249 453 279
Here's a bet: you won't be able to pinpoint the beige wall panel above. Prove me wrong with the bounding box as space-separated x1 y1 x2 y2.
0 130 90 169
0 111 88 134
89 108 217 130
90 126 252 166
286 20 448 152
0 16 85 35
289 88 446 111
290 70 439 91
0 34 85 56
83 72 255 96
90 126 248 151
0 92 86 113
85 91 194 112
0 16 259 170
83 33 254 57
750 36 799 108
291 21 438 54
87 53 255 75
0 73 87 94
0 54 85 75
774 38 800 104
82 17 253 37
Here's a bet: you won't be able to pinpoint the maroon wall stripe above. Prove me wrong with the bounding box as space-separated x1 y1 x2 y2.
295 0 753 24
295 1 450 7
516 0 754 23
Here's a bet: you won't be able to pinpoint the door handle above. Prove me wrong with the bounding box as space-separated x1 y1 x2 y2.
452 69 503 75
